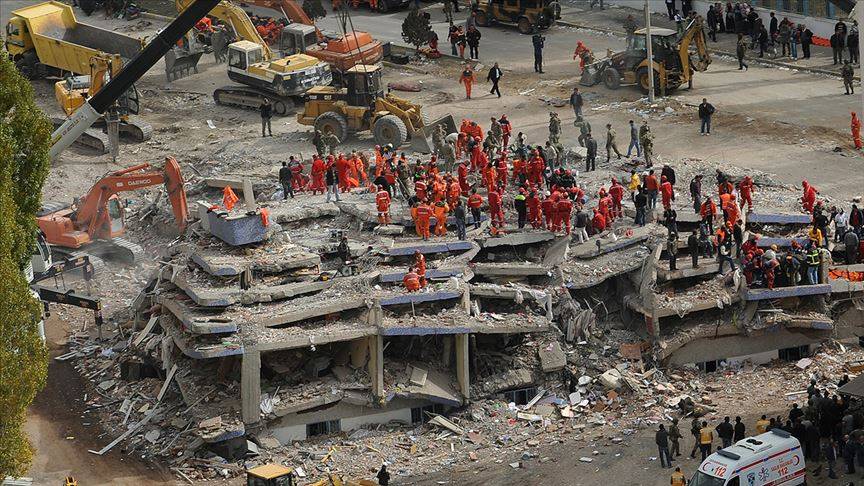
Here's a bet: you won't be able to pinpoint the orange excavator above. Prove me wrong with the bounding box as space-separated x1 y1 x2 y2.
37 157 189 264
240 0 383 72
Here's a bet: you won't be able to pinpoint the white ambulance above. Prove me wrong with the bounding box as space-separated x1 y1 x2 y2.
690 428 806 486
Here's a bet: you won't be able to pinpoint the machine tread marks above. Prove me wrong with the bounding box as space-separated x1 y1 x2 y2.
602 67 621 90
315 111 349 142
373 115 408 147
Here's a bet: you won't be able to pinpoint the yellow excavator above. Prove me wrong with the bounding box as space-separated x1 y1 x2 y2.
580 16 710 95
176 0 331 115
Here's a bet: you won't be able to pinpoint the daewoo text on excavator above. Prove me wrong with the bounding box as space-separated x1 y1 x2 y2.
37 157 189 264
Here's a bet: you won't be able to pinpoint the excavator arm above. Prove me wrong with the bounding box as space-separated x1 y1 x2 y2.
678 17 711 76
78 157 189 238
176 0 274 59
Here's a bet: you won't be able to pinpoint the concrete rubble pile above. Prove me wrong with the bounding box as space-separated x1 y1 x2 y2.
55 152 864 483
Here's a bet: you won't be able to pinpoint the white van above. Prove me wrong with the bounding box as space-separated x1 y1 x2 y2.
690 429 806 486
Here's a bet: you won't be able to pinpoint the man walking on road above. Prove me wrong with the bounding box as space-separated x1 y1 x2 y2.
656 424 673 469
842 60 855 95
570 87 584 118
669 418 683 457
626 119 641 157
487 62 503 98
532 29 545 73
260 98 273 137
605 123 622 162
736 34 749 70
698 98 715 135
585 132 598 172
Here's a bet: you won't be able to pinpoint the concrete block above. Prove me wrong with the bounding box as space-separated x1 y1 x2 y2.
756 237 809 248
386 241 474 256
538 342 566 373
598 369 623 390
207 211 268 246
571 225 653 259
747 213 812 225
744 284 832 301
378 268 464 283
479 231 555 249
241 351 261 424
657 260 720 281
472 263 550 277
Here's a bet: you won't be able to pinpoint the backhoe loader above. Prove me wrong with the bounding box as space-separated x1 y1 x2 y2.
580 17 711 95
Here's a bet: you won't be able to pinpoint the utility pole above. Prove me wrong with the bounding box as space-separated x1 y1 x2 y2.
858 3 863 120
644 0 655 102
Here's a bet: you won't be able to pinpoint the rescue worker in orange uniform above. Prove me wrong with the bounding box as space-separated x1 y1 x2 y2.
556 195 574 235
459 65 476 99
541 193 555 229
433 200 450 236
403 267 420 292
853 111 862 149
447 179 462 208
700 197 718 233
414 251 427 287
467 189 484 228
415 179 428 201
528 151 544 187
375 185 391 225
591 208 607 234
415 200 432 240
801 180 817 213
660 175 674 210
488 188 504 228
499 114 512 149
310 155 326 194
737 175 754 212
457 161 470 193
609 178 625 219
527 191 542 229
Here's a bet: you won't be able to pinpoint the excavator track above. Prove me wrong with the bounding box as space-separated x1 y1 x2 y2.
51 117 110 154
214 86 296 116
120 116 153 142
88 238 145 265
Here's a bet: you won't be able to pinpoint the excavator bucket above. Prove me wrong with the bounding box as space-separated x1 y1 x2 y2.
164 156 189 231
579 60 607 87
410 114 457 153
164 44 205 82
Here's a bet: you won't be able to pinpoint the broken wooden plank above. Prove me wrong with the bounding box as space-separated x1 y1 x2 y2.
88 407 160 455
157 364 178 403
133 316 158 347
427 415 464 435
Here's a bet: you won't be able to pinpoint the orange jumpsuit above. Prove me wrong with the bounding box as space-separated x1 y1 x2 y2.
447 181 462 208
556 197 573 234
310 157 326 194
488 190 504 228
737 176 754 212
801 180 817 213
460 68 476 99
415 203 432 240
527 193 542 228
541 196 555 229
609 181 625 219
853 112 862 149
433 201 449 236
458 163 469 193
376 189 391 224
415 253 427 286
403 270 420 292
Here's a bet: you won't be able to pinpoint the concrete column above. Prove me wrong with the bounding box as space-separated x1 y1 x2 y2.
461 287 471 314
455 333 470 401
241 350 261 424
367 302 383 325
441 336 453 368
368 335 384 399
242 177 255 210
349 338 369 369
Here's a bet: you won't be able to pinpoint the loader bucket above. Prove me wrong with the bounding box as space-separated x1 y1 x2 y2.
579 61 606 87
164 47 205 82
410 114 457 153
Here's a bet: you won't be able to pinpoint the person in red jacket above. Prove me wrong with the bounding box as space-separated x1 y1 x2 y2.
556 195 574 234
488 188 504 228
801 180 817 213
723 193 740 225
591 209 607 234
310 155 326 194
541 193 555 229
597 189 611 223
609 178 625 219
336 153 351 192
457 161 470 192
700 197 718 233
414 250 427 287
433 200 450 236
460 65 476 99
660 175 674 210
467 189 484 229
470 138 483 172
415 179 428 201
500 114 512 148
528 151 544 187
415 201 432 240
447 179 461 208
375 186 391 225
527 191 542 229
549 193 562 232
737 176 754 212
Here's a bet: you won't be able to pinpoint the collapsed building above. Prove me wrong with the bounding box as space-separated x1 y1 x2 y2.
66 160 864 480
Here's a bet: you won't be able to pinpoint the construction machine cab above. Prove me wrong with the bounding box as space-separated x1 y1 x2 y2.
228 40 266 72
344 64 383 106
474 0 559 34
279 23 319 55
247 464 295 486
4 16 31 56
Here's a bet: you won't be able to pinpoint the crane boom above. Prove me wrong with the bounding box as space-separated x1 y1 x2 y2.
50 0 223 159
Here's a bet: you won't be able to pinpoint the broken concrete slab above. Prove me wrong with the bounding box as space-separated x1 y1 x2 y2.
378 268 464 283
657 260 721 282
477 231 555 249
538 342 566 373
159 295 238 334
191 245 320 277
161 314 244 359
747 213 812 225
207 210 269 246
472 263 551 277
755 237 809 248
743 284 832 301
571 226 653 259
385 241 474 257
599 369 623 390
468 283 550 302
477 368 535 396
379 290 462 307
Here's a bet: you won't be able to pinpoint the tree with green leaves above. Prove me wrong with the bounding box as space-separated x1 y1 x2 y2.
302 0 327 21
401 7 433 52
0 53 51 478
